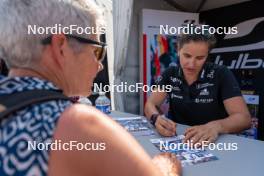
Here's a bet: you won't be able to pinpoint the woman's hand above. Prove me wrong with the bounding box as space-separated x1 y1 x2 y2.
183 121 222 144
155 115 177 137
152 152 182 176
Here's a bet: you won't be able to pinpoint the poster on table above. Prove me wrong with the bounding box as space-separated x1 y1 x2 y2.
113 116 155 136
139 9 199 115
150 135 218 167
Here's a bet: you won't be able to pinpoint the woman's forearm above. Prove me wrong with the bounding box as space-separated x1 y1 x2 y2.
144 101 160 120
210 113 251 134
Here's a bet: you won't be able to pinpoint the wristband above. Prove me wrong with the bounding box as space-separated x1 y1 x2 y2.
150 114 159 126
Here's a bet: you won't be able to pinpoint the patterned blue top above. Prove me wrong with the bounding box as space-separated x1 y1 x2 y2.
0 76 71 176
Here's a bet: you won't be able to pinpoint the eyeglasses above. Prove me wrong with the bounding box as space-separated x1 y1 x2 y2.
41 34 107 62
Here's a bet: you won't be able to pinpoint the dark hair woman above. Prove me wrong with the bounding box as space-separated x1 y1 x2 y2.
145 29 251 144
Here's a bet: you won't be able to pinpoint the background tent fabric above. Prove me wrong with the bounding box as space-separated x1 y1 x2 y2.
113 0 134 111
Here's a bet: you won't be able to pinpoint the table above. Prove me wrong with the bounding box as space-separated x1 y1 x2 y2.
110 111 264 176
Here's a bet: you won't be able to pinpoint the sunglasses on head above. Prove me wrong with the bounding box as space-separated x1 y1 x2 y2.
41 34 107 62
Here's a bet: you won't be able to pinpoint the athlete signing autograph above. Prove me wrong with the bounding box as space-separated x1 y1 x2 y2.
145 30 251 144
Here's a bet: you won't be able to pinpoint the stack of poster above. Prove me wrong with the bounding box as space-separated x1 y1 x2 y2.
150 135 218 167
114 116 155 136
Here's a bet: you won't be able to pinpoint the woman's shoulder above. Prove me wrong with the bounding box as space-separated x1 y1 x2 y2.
205 63 235 82
55 104 113 137
205 62 230 74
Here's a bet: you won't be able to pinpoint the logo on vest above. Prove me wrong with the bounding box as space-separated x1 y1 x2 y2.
170 77 182 84
199 88 209 96
171 93 183 99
